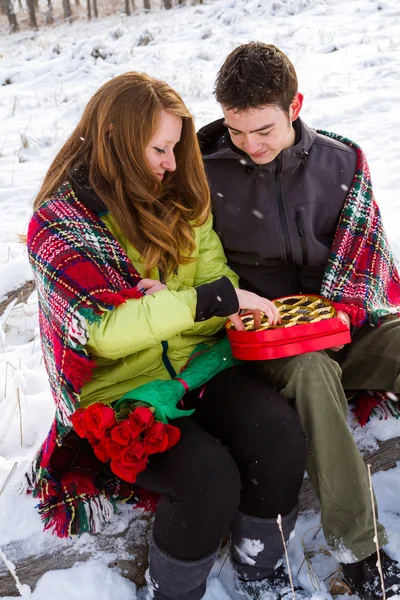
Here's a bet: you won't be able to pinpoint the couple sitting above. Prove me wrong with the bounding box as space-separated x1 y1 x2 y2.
27 43 400 599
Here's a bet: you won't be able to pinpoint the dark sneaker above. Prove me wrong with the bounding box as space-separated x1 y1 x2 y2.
342 549 400 599
236 564 309 599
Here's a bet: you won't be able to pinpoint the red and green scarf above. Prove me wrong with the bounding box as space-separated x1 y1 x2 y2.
319 131 400 326
26 181 237 537
26 181 146 536
319 131 400 424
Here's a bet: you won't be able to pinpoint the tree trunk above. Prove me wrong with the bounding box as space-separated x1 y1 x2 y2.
177 0 184 4
162 0 172 8
124 0 130 15
5 0 19 31
86 0 91 19
75 0 80 6
131 0 135 10
62 0 72 20
45 0 53 23
26 0 38 28
93 0 97 17
143 0 150 8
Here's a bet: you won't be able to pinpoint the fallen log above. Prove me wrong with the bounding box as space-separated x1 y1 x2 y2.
0 280 35 317
298 436 400 512
0 510 153 596
1 437 399 596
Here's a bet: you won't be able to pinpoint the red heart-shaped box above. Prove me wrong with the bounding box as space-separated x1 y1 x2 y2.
226 295 351 361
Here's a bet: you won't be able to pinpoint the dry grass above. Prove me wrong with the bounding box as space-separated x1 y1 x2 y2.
0 0 201 34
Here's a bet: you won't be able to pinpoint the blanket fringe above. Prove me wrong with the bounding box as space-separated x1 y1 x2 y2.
135 489 160 513
352 391 400 426
35 468 116 537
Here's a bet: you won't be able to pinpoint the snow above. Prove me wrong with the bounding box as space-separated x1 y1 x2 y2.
1 561 137 600
1 0 400 597
233 538 264 566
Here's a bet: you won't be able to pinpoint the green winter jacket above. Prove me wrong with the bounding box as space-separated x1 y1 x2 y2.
79 212 238 408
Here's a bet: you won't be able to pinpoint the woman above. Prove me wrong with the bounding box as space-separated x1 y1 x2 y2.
27 73 306 600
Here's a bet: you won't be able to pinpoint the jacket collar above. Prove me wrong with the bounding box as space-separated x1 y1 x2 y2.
69 165 109 215
199 116 317 176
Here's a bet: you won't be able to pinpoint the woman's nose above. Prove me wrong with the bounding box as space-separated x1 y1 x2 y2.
162 152 176 172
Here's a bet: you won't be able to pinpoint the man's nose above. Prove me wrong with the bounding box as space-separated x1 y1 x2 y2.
243 137 260 154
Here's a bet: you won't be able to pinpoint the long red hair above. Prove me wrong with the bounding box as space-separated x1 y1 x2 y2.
34 72 211 277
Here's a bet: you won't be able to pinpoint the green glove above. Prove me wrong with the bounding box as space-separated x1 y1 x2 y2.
115 379 194 423
116 337 240 422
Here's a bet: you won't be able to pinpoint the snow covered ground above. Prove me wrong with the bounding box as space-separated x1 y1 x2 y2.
1 0 400 597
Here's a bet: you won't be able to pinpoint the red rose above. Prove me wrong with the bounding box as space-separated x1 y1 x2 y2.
111 458 148 483
84 403 116 438
111 420 135 446
104 437 124 459
143 423 169 455
110 441 148 483
70 408 89 438
86 431 97 446
92 437 111 463
165 424 181 450
128 407 154 436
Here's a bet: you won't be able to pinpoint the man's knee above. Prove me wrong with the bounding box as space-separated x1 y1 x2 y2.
281 351 342 394
277 352 348 418
290 351 341 375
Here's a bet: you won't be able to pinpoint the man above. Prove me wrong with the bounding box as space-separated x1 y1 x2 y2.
198 42 400 599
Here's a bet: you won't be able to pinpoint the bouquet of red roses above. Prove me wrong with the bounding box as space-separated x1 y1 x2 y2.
71 338 238 485
70 402 180 483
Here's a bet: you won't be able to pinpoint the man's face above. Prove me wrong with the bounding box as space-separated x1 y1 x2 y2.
222 103 297 165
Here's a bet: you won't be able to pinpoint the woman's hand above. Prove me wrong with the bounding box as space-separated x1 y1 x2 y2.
229 289 281 331
139 278 167 295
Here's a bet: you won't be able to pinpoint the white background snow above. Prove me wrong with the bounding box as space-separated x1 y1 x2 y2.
1 0 400 598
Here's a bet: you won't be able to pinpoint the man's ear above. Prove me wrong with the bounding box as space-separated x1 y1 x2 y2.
289 93 303 122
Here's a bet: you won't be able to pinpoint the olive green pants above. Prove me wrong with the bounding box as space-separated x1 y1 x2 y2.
254 316 400 562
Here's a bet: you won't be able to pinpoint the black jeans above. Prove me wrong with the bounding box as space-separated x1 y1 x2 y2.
136 366 306 561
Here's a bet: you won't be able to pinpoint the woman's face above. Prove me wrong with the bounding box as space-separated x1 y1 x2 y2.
145 110 183 181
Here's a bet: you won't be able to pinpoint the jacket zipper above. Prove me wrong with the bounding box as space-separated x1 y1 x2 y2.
274 156 292 263
161 340 177 379
295 210 308 266
158 272 177 380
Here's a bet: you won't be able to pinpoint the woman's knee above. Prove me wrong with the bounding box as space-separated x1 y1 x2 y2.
163 429 241 522
150 424 241 560
235 386 306 517
184 441 241 512
226 372 305 452
248 394 306 467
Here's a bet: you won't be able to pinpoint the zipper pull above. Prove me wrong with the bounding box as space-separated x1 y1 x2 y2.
295 211 305 236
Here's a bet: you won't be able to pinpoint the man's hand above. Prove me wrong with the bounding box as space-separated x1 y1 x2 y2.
229 289 281 331
139 278 167 295
329 310 351 352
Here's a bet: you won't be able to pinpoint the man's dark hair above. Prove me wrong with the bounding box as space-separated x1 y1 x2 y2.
215 42 298 113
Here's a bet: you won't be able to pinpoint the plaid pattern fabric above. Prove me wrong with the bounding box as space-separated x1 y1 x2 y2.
319 131 400 326
26 182 144 535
